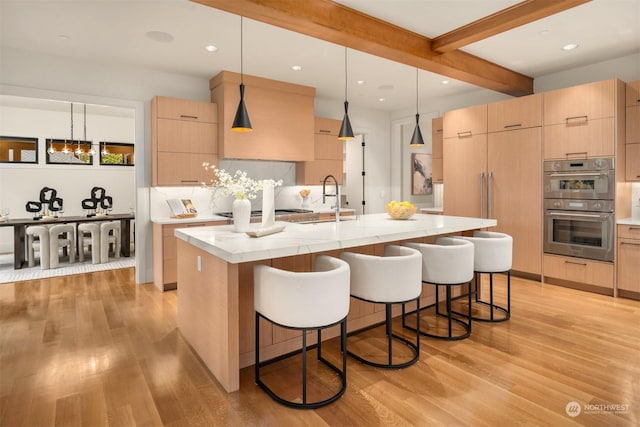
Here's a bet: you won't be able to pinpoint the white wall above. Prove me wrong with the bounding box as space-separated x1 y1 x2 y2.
314 97 391 214
0 101 135 251
1 47 213 284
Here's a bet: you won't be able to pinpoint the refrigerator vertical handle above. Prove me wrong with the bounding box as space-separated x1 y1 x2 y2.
488 171 493 219
479 172 485 218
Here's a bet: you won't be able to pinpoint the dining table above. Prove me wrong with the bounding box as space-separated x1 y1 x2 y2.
0 212 135 269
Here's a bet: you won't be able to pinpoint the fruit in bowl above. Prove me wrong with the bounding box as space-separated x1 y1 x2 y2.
386 200 417 220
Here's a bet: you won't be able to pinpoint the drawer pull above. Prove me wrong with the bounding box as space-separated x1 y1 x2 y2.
504 123 522 129
181 180 198 183
628 227 640 231
565 115 588 124
621 241 640 246
457 131 472 138
565 260 587 266
318 129 332 133
565 151 588 158
180 114 198 120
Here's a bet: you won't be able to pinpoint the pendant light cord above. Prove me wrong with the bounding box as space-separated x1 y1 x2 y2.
240 16 244 84
344 47 348 100
415 68 419 116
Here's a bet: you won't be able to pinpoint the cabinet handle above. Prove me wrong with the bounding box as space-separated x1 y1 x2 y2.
180 114 198 120
628 227 640 231
487 171 493 219
565 260 587 266
457 131 472 138
565 151 588 158
503 123 522 129
479 172 485 219
318 129 332 133
565 115 588 124
621 241 640 246
435 129 443 133
181 180 198 183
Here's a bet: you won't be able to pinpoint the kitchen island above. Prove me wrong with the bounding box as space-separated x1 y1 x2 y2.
174 213 496 392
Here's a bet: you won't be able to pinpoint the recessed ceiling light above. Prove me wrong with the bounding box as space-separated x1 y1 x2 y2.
57 34 69 41
441 80 450 85
561 43 579 51
291 65 302 71
146 31 174 43
204 45 218 52
357 80 366 85
378 98 385 102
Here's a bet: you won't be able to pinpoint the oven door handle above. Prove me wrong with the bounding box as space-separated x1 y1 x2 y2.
547 172 607 178
546 211 609 219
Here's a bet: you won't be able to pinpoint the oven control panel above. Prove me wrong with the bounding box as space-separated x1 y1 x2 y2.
544 198 614 212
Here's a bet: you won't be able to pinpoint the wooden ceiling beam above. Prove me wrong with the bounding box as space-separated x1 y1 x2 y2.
191 0 591 96
431 0 591 53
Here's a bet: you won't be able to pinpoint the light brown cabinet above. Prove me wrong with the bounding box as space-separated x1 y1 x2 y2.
617 224 640 298
626 81 640 181
444 98 542 276
442 104 487 139
151 96 218 186
209 71 315 162
543 78 624 159
488 93 542 132
543 254 614 293
487 127 542 275
296 117 343 185
153 220 227 290
431 117 443 183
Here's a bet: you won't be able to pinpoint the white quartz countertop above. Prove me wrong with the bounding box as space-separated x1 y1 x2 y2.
151 214 229 225
174 213 497 264
617 218 640 226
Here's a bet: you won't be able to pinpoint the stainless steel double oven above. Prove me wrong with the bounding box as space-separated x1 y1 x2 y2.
543 157 615 262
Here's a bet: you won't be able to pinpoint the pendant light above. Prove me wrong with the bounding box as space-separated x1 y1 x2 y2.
74 103 85 156
231 16 252 132
84 104 96 156
409 68 425 146
338 47 354 141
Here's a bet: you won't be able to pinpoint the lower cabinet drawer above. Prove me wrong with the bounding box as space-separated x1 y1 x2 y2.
543 254 614 288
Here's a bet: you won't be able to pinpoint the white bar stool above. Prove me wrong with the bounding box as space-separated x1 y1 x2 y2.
459 231 513 322
254 255 350 409
26 225 50 270
404 237 475 340
340 245 422 369
100 221 121 263
78 222 101 264
49 224 76 269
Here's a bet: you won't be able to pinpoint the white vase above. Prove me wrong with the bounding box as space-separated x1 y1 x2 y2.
261 181 275 228
232 198 251 232
301 196 310 210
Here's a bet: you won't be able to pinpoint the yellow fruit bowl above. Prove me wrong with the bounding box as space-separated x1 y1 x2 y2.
386 201 417 220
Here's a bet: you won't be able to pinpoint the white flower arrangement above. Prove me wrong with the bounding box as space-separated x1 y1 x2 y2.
202 162 282 200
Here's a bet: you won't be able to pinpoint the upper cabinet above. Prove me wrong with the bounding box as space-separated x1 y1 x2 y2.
151 96 218 186
543 78 625 159
488 93 542 132
443 104 487 139
431 117 443 184
626 81 640 181
210 71 315 162
296 117 343 185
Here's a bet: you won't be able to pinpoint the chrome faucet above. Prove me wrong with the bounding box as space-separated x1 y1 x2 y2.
322 174 340 222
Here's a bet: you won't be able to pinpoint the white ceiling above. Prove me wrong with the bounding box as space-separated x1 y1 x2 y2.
1 0 639 112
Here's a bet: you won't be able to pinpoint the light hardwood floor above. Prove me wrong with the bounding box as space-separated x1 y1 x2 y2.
0 268 638 426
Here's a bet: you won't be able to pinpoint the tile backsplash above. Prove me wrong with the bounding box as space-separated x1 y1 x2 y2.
149 160 338 217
